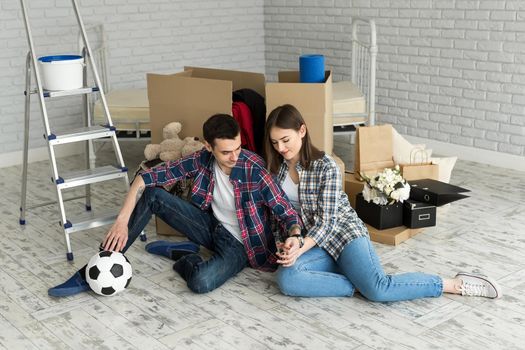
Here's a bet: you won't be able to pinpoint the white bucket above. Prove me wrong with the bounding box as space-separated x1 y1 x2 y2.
38 55 84 91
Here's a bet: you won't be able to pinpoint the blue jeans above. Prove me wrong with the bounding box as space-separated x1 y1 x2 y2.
123 187 248 293
276 236 443 302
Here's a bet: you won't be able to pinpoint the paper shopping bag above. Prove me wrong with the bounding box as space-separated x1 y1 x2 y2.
354 124 395 180
401 164 439 181
400 148 439 181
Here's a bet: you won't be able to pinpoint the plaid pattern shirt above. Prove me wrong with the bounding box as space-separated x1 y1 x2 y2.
141 149 300 271
276 154 369 260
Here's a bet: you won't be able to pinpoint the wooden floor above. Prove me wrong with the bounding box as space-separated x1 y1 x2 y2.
1 140 524 349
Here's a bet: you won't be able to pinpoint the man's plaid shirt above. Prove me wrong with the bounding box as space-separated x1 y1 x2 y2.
276 154 369 260
141 149 300 271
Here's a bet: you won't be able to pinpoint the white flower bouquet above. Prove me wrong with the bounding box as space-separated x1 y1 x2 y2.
360 165 410 205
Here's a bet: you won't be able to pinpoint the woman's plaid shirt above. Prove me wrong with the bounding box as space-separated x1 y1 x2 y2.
276 154 369 260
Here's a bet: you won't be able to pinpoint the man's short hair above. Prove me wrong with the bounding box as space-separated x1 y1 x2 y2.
203 114 240 147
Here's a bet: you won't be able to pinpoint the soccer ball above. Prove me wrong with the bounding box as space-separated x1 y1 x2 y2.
86 251 132 296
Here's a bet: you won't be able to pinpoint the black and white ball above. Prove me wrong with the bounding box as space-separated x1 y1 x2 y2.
86 251 132 296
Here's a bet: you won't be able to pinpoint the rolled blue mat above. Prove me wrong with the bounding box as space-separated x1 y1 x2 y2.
299 54 325 83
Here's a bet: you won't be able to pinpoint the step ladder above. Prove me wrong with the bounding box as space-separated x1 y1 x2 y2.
19 0 146 261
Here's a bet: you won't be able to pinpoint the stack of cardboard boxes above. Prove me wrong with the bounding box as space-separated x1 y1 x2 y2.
147 67 344 235
345 125 469 245
146 66 457 246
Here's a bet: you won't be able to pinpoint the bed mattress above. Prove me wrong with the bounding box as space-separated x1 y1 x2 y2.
93 88 150 131
332 81 366 115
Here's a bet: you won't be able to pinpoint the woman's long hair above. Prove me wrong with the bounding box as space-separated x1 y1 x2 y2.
264 104 324 174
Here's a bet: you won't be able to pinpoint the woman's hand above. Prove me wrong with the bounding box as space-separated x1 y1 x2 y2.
276 236 302 267
102 218 129 252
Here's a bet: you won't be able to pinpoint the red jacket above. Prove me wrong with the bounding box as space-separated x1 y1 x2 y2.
232 101 256 153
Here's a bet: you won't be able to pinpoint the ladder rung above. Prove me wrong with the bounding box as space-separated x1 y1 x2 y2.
25 87 99 98
25 194 87 210
64 210 118 234
46 87 99 98
48 125 115 145
57 165 128 190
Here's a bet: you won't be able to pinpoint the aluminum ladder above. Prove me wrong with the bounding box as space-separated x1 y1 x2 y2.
19 0 146 261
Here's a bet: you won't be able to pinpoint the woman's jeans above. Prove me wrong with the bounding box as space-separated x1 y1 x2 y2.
276 236 443 302
123 187 248 293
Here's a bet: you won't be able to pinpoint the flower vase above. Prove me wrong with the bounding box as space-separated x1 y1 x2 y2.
355 193 403 230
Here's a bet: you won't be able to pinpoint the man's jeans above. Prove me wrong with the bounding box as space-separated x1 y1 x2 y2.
276 236 443 302
124 187 248 293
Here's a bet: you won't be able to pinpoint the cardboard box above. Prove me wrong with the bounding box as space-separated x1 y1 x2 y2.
148 66 265 143
266 71 333 154
147 67 266 235
355 193 403 230
367 224 423 246
403 200 436 229
344 172 365 208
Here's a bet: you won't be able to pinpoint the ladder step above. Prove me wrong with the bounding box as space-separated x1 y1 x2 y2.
57 165 128 189
25 87 99 98
48 125 115 145
64 210 118 234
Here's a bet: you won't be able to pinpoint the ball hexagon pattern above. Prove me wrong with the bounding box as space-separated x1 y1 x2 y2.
85 251 132 296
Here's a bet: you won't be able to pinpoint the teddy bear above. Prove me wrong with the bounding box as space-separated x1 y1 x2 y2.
144 122 204 162
182 136 205 157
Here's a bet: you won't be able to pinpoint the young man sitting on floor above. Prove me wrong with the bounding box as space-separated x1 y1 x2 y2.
49 114 302 296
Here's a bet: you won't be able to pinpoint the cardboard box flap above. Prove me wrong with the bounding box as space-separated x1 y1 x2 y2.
358 124 393 165
184 66 266 97
354 124 395 178
147 73 232 143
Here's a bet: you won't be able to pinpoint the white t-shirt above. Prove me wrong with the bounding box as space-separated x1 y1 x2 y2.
281 173 301 212
211 162 243 243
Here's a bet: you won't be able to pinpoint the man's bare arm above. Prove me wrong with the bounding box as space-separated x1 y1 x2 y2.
102 176 146 251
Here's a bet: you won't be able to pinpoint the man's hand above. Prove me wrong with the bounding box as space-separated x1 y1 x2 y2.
102 219 129 252
276 236 302 267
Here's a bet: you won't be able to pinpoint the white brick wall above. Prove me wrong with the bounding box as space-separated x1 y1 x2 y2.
264 0 525 157
0 0 264 154
3 0 524 161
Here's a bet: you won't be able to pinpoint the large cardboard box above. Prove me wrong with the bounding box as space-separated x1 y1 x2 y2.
266 71 333 154
148 67 265 143
147 67 266 235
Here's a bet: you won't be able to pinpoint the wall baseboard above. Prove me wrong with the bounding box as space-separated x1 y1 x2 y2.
405 136 525 172
2 137 523 172
0 144 84 169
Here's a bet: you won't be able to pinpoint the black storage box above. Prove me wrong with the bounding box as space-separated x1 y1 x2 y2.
355 193 403 230
409 178 470 206
403 200 436 228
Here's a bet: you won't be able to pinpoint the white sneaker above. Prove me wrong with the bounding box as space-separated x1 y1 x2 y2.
455 272 502 299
